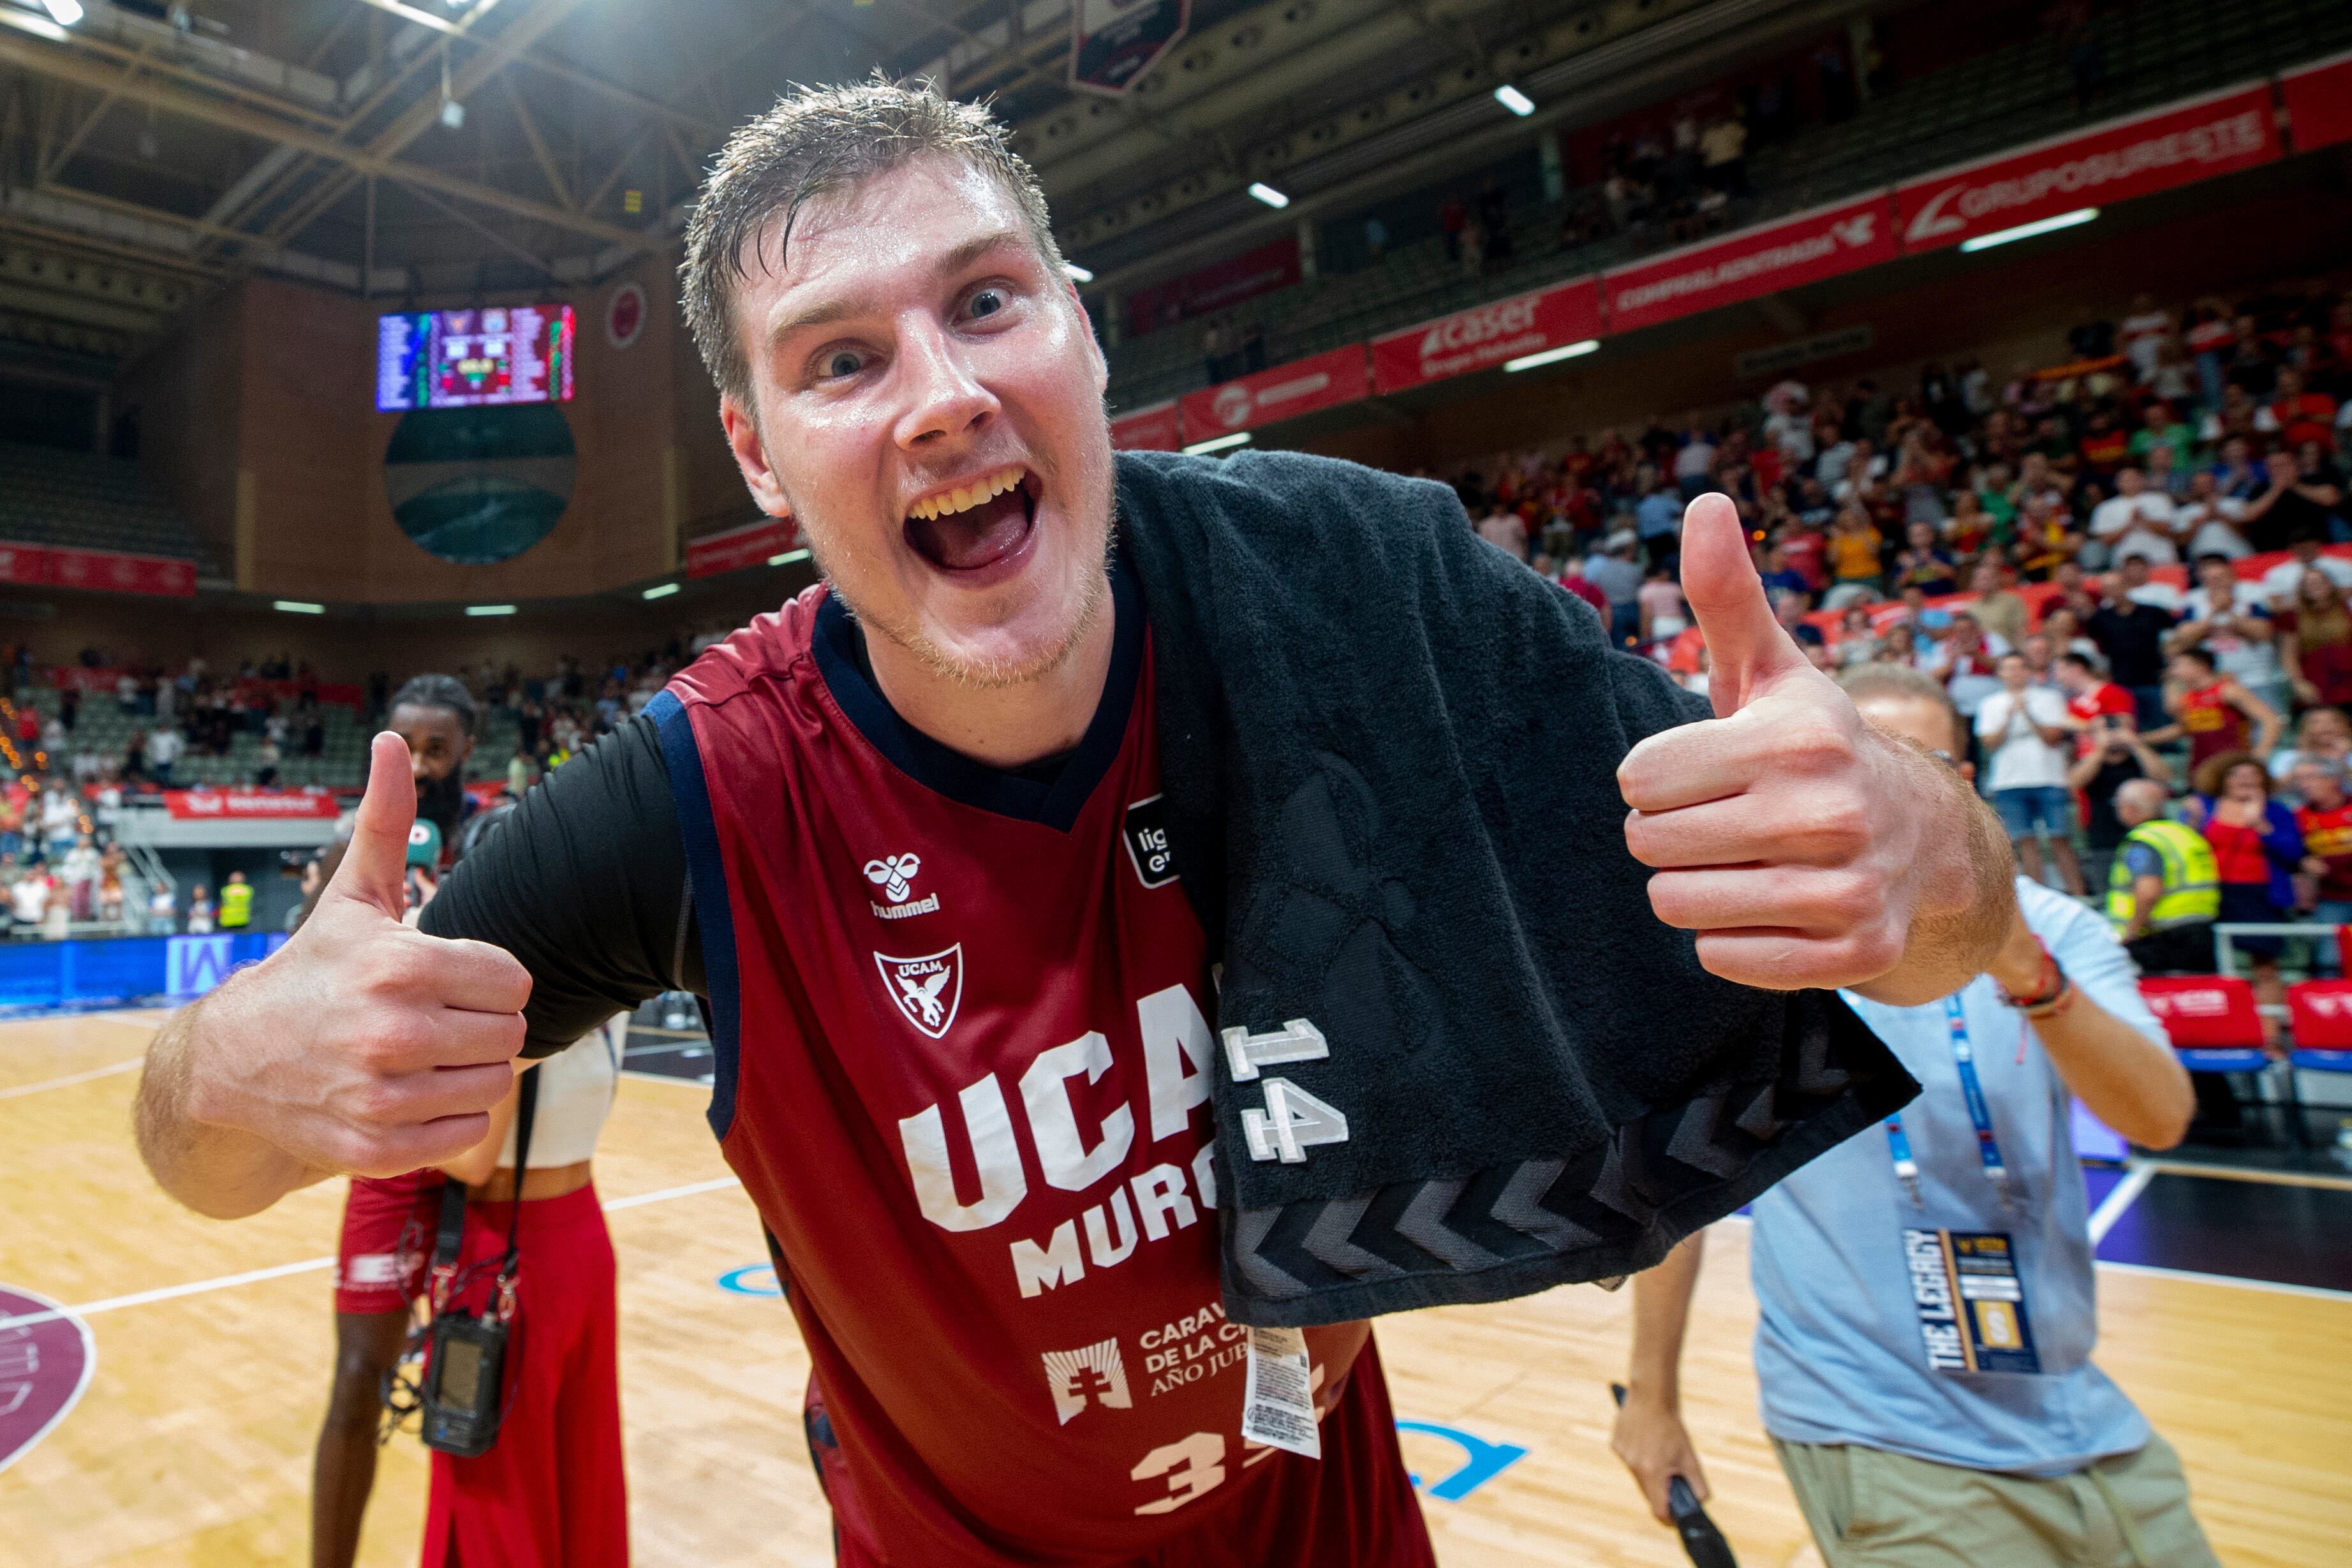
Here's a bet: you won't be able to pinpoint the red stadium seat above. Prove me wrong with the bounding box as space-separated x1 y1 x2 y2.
2286 980 2352 1072
2137 977 2269 1072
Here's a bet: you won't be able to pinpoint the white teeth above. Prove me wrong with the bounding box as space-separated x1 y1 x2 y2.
910 466 1026 522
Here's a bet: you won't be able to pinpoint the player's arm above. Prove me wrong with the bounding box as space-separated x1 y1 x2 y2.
1609 1232 1710 1524
1985 906 2192 1148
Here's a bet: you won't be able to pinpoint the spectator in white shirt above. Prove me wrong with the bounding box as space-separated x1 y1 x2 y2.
1476 504 1528 561
1977 653 2087 894
2087 465 2182 566
2119 293 2173 382
144 725 183 786
2177 471 2251 561
2258 535 2352 610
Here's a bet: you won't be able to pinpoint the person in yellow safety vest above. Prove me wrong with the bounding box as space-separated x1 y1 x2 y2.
2106 778 2219 973
218 869 253 931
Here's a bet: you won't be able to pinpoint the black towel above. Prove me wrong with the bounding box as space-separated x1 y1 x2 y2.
1118 448 1918 1327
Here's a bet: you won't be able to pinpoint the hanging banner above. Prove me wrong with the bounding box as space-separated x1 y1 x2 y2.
162 788 341 820
1604 193 1898 334
1109 401 1183 451
2282 52 2352 154
1370 277 1604 394
0 542 196 598
1071 0 1190 96
1177 345 1370 440
686 519 797 579
1896 82 2279 253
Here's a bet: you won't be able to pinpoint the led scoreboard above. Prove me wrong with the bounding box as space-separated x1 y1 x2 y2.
376 304 576 411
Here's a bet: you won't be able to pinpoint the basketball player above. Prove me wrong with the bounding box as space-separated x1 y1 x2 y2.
137 83 2008 1565
311 675 482 1568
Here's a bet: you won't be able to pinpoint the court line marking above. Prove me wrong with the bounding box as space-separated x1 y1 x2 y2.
2139 1158 2352 1193
2086 1160 2157 1245
0 1282 98 1477
0 1176 744 1333
621 1069 713 1087
0 1058 144 1100
2094 1259 2352 1305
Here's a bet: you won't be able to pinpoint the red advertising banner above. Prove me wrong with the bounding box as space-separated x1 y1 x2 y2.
686 518 795 579
1603 193 1899 334
1109 400 1183 451
1370 277 1604 394
163 788 340 820
2282 52 2352 154
0 542 196 597
1126 237 1301 337
1176 345 1370 440
1895 83 2279 253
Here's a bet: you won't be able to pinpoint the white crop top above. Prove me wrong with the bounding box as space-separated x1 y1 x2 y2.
498 1014 623 1168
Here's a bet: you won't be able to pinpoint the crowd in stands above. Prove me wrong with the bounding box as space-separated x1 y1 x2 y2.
1467 267 2352 1008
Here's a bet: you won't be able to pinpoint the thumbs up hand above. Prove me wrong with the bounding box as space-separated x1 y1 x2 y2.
177 732 531 1179
1617 495 2000 999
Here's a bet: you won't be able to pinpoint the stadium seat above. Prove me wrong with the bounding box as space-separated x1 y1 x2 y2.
2286 979 2352 1074
2137 976 2271 1073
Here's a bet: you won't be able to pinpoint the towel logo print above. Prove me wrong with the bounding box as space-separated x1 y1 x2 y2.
876 945 963 1039
1042 1336 1132 1424
1224 1019 1350 1164
864 852 941 920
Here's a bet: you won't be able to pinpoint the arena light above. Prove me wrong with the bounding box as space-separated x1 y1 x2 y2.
465 603 516 617
1493 84 1535 117
41 0 85 25
1183 431 1252 455
1064 262 1095 283
272 600 325 615
642 582 680 600
768 547 811 566
1502 338 1600 373
1958 206 2097 253
1247 182 1291 209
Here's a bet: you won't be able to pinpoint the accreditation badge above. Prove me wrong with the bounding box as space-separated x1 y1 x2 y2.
1902 1228 2041 1375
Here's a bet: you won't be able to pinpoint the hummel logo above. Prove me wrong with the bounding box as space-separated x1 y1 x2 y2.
864 852 940 920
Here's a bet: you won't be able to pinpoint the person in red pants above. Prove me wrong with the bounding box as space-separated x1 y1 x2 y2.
424 1017 626 1568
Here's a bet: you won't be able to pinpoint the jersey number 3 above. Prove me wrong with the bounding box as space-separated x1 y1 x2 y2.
1130 1431 1226 1516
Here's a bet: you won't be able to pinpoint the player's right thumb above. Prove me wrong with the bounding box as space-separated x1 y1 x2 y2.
334 732 418 920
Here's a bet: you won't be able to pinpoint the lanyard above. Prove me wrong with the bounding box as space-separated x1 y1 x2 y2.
1884 993 2013 1211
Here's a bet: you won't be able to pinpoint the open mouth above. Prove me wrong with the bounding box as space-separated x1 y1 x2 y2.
905 464 1037 575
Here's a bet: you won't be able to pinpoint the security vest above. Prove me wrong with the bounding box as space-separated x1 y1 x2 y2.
218 879 253 929
2105 818 2219 933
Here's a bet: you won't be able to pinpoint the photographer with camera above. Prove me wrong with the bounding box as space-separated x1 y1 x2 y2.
2065 685 2174 896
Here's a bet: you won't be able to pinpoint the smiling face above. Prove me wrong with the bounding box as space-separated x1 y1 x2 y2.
719 156 1114 689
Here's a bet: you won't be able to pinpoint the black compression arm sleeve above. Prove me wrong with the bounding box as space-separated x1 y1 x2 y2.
419 713 704 1057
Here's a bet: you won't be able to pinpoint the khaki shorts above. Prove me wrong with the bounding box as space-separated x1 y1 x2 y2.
1771 1433 2220 1568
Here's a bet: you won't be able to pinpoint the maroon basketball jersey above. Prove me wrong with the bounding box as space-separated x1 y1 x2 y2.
652 565 1380 1564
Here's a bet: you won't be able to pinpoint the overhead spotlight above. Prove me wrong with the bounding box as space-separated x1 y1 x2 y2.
1493 84 1535 117
1247 182 1290 209
465 603 516 618
272 600 325 616
42 0 85 24
438 48 464 129
1958 207 2098 253
1183 431 1252 455
768 548 811 566
1064 262 1095 283
642 582 680 600
1502 338 1600 373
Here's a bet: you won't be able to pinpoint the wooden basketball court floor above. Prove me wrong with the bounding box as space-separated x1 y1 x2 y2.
3 1009 2349 1567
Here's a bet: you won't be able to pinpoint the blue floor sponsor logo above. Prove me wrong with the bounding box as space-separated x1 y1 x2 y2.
1396 1419 1528 1501
716 1264 781 1298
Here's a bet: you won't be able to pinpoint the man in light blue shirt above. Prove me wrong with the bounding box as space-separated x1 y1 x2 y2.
1612 663 2214 1567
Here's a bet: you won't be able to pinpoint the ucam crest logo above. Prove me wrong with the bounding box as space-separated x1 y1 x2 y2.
875 945 963 1038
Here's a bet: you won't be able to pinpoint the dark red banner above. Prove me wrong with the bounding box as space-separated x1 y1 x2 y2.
1895 83 2279 253
2283 52 2352 154
1126 237 1301 337
1177 346 1370 441
1370 277 1604 394
1604 193 1898 333
0 542 196 598
1109 401 1183 451
686 519 796 579
162 788 340 820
